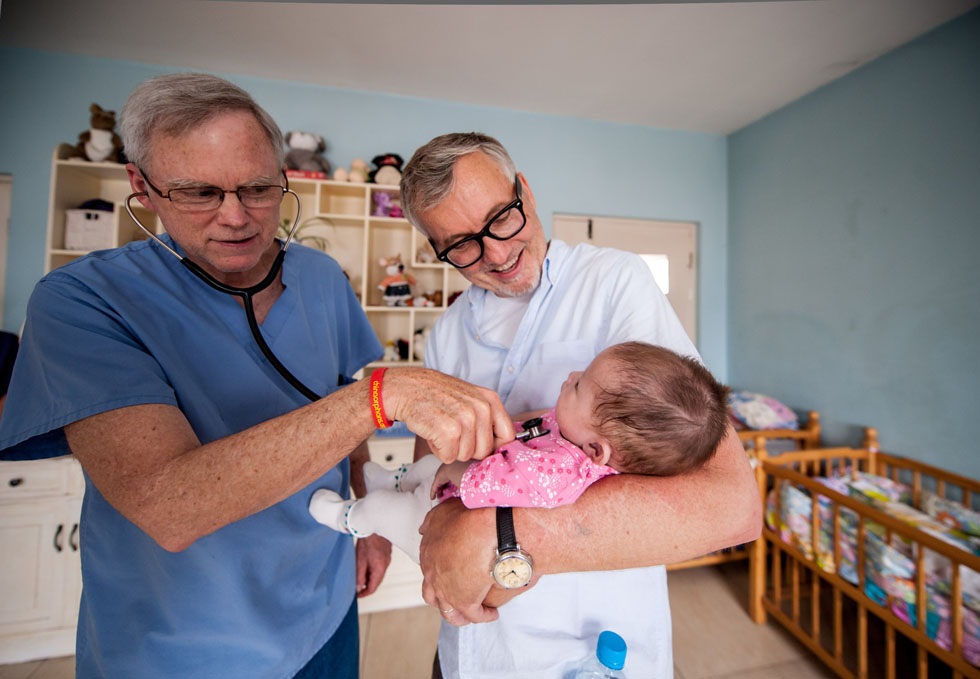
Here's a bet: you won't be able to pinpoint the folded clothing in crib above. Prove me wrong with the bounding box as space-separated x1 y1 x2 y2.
765 471 980 666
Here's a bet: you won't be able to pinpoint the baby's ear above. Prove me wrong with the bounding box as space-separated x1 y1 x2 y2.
586 440 613 467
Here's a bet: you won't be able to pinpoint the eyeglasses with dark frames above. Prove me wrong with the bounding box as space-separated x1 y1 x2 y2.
139 168 287 213
430 177 527 269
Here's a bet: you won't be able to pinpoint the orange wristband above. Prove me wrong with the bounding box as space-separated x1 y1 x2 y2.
369 368 394 429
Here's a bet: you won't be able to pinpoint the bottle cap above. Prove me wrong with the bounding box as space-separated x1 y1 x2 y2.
596 630 627 670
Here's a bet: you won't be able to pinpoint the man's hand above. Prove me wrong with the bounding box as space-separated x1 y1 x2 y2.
355 534 392 597
382 369 513 464
419 499 502 625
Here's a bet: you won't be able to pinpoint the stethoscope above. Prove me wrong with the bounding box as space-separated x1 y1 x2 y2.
125 187 322 404
515 417 550 442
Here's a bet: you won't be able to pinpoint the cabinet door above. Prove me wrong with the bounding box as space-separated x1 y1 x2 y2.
0 502 67 634
59 497 83 627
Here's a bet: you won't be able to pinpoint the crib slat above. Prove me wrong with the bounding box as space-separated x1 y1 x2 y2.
792 555 800 624
952 566 963 661
773 541 783 609
811 571 820 643
859 606 868 678
834 587 843 666
916 548 927 635
886 625 896 679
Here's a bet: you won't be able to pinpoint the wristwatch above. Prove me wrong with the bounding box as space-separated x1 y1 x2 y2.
491 506 534 589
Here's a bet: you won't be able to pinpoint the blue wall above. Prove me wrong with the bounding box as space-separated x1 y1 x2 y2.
3 9 978 478
0 47 729 376
728 9 980 477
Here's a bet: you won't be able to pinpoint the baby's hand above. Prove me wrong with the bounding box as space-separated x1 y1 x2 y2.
431 460 471 500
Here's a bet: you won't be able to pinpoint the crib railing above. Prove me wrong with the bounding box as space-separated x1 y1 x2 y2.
749 436 980 679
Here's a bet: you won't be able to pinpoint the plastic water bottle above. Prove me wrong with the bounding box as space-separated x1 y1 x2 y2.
569 630 627 678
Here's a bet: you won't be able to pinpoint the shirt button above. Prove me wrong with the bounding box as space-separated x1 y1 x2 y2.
507 366 514 373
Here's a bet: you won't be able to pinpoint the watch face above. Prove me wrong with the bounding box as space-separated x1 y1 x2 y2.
493 552 533 589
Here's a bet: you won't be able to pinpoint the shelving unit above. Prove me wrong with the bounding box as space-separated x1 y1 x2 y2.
45 144 158 273
283 174 466 365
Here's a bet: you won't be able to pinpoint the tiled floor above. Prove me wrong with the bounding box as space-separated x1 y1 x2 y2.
0 562 831 679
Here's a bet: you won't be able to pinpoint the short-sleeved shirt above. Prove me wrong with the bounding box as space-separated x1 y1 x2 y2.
426 239 697 679
0 235 381 678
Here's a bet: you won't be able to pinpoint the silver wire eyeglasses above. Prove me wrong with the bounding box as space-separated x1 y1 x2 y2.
139 168 287 213
430 177 527 269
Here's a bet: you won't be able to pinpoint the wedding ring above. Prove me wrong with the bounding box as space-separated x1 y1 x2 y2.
441 607 454 614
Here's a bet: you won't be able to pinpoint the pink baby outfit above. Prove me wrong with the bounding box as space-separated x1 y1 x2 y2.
456 408 618 509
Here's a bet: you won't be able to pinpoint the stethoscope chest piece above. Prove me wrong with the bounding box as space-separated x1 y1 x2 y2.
515 417 550 442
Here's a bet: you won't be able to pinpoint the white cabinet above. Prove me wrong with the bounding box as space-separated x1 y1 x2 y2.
0 456 84 664
45 147 470 367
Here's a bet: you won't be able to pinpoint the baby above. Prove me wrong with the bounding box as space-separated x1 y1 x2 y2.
309 341 731 562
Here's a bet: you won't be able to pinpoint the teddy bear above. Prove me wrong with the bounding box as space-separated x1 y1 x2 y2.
377 254 416 306
369 153 404 185
332 158 369 183
284 131 330 176
72 103 125 163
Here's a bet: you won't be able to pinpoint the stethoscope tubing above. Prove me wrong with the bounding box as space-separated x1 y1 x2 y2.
125 189 321 403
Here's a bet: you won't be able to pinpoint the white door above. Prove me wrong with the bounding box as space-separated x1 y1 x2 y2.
553 215 698 344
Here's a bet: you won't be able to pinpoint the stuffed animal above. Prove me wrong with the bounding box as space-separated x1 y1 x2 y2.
332 158 368 183
413 326 431 361
369 153 404 185
409 295 434 308
377 254 416 306
372 191 403 218
382 340 401 362
72 103 125 163
415 244 437 264
284 131 330 176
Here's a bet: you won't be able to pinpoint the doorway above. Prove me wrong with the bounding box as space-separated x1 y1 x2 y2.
552 214 698 344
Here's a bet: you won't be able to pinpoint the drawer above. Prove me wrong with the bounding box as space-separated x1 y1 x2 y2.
367 437 415 469
0 459 71 499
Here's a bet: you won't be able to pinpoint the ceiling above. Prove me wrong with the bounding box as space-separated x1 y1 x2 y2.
1 0 977 135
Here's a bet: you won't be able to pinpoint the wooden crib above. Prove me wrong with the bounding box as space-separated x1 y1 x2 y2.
668 411 822 572
749 432 980 678
737 409 822 451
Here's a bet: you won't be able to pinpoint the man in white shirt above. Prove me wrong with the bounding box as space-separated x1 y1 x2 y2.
399 132 761 679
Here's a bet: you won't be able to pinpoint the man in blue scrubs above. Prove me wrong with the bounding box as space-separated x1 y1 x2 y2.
0 76 513 678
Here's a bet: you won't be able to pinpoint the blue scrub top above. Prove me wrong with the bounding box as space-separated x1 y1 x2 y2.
0 236 382 678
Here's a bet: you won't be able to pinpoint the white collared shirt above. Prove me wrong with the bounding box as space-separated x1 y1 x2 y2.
426 239 697 678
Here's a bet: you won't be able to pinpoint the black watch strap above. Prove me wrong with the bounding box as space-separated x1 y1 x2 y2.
496 506 518 551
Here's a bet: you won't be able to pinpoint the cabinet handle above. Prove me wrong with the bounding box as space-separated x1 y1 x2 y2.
385 454 394 463
8 477 24 487
54 523 65 552
70 523 80 551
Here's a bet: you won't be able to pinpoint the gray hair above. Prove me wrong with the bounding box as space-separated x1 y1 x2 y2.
120 73 285 170
400 132 516 232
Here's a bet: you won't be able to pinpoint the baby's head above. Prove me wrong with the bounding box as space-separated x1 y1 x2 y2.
555 342 730 476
